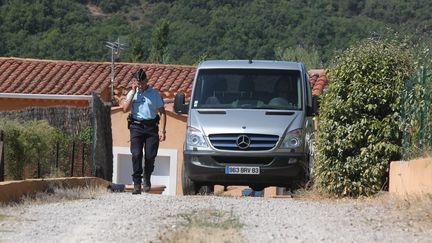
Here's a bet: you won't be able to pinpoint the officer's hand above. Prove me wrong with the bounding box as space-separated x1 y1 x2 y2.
131 82 137 92
159 131 166 142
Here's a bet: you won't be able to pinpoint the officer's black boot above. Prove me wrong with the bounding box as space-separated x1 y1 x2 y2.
143 173 151 192
132 183 141 195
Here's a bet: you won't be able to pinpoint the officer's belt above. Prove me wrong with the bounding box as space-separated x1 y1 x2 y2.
131 117 158 126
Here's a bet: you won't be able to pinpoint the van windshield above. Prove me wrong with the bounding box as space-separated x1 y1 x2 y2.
191 69 302 110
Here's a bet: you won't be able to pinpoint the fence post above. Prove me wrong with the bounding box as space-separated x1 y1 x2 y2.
81 144 85 176
0 130 4 182
70 141 75 177
37 160 41 178
56 141 59 169
420 67 426 152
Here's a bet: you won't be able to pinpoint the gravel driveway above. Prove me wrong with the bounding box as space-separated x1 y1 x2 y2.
0 191 431 243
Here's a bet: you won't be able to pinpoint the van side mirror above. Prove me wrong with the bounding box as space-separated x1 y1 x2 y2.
174 92 189 114
312 96 320 115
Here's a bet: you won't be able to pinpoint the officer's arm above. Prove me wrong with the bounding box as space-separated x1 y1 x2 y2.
122 88 136 113
159 106 166 141
158 107 167 134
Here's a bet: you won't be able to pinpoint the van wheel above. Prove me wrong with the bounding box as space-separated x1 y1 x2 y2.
182 163 198 195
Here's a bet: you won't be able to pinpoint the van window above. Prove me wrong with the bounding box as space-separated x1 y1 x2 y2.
192 69 302 110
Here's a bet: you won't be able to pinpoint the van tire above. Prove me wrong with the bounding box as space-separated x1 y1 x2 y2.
182 163 198 195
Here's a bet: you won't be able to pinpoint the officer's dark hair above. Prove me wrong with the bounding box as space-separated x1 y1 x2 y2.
135 68 147 82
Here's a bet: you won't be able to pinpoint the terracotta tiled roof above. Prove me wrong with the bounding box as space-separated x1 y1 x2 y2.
0 57 196 99
0 57 327 105
308 69 328 96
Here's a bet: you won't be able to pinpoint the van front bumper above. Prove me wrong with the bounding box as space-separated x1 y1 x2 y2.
183 150 307 187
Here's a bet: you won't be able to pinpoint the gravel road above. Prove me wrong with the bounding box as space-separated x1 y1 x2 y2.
0 191 431 243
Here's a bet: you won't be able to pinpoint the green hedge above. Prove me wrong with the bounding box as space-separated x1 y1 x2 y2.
0 119 57 180
314 38 414 197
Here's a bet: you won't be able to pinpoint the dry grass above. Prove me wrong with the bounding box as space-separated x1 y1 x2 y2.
366 192 432 223
291 187 336 201
8 185 108 206
159 209 244 243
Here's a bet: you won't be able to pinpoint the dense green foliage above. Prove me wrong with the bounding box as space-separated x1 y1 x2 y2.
0 0 134 61
275 46 322 70
314 38 414 197
401 48 432 159
0 0 431 65
0 119 56 179
148 19 170 63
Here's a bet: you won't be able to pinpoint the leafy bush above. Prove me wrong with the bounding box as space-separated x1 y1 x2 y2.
314 38 414 197
0 119 57 180
0 119 92 180
41 125 93 179
0 120 25 180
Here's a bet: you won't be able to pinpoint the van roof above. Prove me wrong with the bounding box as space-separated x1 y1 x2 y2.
198 60 303 70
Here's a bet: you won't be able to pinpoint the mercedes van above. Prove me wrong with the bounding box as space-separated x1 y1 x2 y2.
174 60 317 194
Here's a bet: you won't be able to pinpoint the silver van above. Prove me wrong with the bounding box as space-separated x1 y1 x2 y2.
174 60 317 194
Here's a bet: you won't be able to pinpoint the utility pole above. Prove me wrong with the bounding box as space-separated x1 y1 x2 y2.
105 38 126 101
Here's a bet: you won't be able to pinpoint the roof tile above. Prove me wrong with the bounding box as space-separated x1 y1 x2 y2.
0 57 196 99
0 58 328 103
17 62 47 94
308 69 328 97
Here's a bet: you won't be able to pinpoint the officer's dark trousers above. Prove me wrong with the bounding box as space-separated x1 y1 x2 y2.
130 123 159 185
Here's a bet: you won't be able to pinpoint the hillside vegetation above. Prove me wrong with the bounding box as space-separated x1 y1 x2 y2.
0 0 430 66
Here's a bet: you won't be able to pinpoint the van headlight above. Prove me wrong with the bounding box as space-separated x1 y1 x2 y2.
186 126 209 149
281 129 303 149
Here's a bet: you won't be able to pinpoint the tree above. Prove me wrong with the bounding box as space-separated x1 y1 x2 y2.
0 0 431 64
127 33 147 63
148 19 170 64
99 0 122 13
275 46 322 69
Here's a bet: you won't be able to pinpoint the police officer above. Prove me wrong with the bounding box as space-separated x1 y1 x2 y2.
122 68 166 194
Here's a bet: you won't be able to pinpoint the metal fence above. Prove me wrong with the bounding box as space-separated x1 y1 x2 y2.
0 128 92 181
51 140 93 178
0 93 113 182
0 136 92 180
401 65 432 160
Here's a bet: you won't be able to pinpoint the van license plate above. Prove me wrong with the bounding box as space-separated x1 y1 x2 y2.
225 165 260 175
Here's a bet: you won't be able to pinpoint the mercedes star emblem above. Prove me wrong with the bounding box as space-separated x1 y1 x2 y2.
236 135 251 149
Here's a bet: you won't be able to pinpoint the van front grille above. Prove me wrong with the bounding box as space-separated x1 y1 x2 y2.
211 156 274 165
208 134 279 151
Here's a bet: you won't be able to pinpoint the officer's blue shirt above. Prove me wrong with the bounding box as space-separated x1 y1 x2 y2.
125 86 164 120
